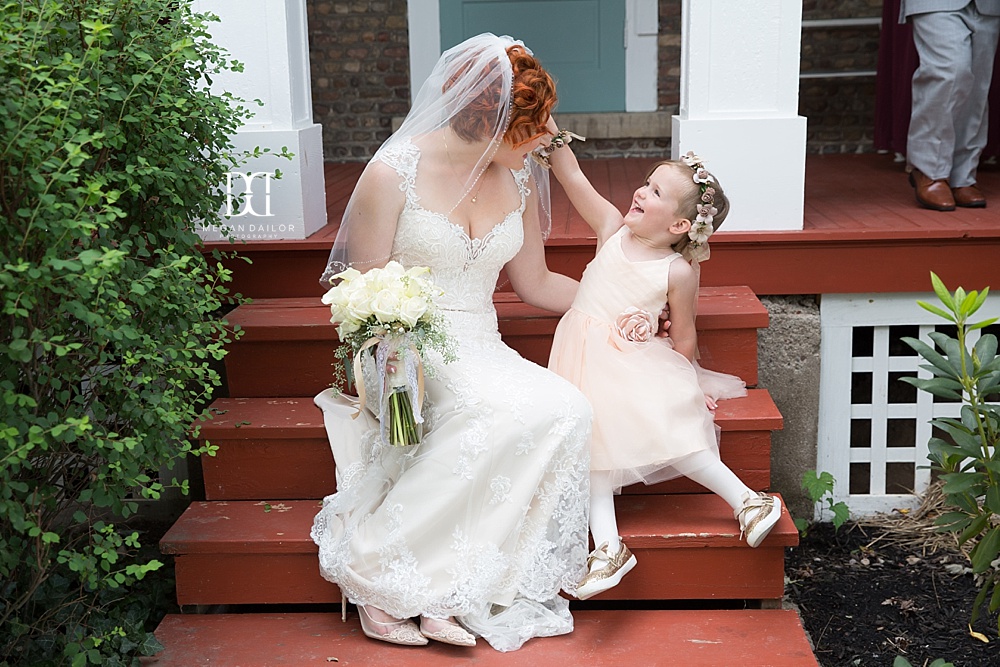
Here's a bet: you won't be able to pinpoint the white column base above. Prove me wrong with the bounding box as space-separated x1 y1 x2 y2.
198 123 326 241
672 116 806 232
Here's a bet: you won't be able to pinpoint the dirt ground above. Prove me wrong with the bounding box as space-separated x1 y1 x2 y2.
785 518 999 667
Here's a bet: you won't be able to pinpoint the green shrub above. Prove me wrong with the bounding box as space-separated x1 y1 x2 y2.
0 1 254 663
901 272 1000 636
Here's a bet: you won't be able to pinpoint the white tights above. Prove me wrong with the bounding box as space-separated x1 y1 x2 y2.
671 449 753 512
588 450 753 554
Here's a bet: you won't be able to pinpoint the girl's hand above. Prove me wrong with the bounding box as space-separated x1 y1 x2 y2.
705 395 718 412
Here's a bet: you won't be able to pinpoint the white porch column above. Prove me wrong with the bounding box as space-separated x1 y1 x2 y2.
672 0 806 231
194 0 326 241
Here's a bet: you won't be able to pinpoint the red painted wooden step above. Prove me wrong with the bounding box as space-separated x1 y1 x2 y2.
197 390 782 501
160 493 796 606
146 609 819 666
222 286 767 398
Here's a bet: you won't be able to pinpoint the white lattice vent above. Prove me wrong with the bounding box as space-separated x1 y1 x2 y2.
817 292 1000 517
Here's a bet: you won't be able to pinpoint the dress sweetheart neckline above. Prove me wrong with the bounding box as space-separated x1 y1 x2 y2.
393 138 527 245
407 200 520 246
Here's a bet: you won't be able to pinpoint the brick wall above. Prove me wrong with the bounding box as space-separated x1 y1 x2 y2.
308 1 410 160
800 0 883 154
308 0 886 161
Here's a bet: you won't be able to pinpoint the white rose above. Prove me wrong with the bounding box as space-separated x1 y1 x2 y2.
321 284 350 311
337 318 361 338
346 289 374 321
327 303 348 326
398 295 428 328
381 261 406 280
401 275 427 299
371 288 401 324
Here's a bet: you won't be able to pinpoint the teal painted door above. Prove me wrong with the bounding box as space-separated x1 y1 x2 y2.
439 0 626 113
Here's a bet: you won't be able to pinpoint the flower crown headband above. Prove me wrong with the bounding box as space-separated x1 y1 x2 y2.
680 151 718 262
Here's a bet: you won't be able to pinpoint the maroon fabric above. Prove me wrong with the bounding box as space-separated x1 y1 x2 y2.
873 0 1000 159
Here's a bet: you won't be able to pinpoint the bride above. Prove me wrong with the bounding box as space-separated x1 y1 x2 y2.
311 34 593 652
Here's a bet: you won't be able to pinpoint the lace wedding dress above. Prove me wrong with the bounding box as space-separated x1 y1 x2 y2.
311 142 593 652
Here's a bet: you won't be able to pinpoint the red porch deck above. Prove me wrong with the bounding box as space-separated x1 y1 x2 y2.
209 153 1000 296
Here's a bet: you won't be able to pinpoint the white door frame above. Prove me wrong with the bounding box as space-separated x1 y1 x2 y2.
407 0 658 111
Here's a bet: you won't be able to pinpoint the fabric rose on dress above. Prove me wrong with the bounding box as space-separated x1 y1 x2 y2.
612 307 655 351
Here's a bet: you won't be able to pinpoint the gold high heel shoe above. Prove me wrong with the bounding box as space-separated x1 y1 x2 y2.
419 616 477 647
357 605 428 646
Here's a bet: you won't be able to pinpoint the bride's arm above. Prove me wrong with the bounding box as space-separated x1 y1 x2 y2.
505 186 579 313
345 162 404 271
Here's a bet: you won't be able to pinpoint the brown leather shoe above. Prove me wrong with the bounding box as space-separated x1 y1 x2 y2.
952 184 987 208
909 169 956 211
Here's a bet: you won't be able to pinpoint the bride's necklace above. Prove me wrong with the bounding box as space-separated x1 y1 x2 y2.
443 134 486 204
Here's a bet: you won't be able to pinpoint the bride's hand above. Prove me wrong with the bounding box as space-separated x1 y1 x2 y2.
705 395 718 412
656 305 671 338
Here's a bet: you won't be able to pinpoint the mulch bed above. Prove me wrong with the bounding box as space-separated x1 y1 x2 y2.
785 493 1000 667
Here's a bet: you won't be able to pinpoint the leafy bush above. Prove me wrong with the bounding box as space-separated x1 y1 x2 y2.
0 1 254 663
901 272 1000 635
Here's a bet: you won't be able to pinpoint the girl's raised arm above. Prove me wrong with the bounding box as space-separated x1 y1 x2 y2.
544 118 624 246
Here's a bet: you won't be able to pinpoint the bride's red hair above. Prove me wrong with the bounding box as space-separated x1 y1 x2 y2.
505 45 556 147
446 44 556 146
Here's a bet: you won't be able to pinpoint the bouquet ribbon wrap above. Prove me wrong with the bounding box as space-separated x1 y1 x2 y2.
351 334 426 446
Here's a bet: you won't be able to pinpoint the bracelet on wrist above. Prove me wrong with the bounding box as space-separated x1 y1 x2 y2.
530 129 586 169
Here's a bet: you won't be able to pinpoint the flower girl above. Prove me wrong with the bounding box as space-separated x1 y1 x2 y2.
542 123 782 600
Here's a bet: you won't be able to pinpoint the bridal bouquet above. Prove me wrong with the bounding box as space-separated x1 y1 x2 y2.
323 261 456 446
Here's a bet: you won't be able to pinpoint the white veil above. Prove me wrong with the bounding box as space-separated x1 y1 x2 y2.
320 33 554 285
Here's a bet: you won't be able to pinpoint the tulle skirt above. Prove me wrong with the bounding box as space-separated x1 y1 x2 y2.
549 308 746 491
